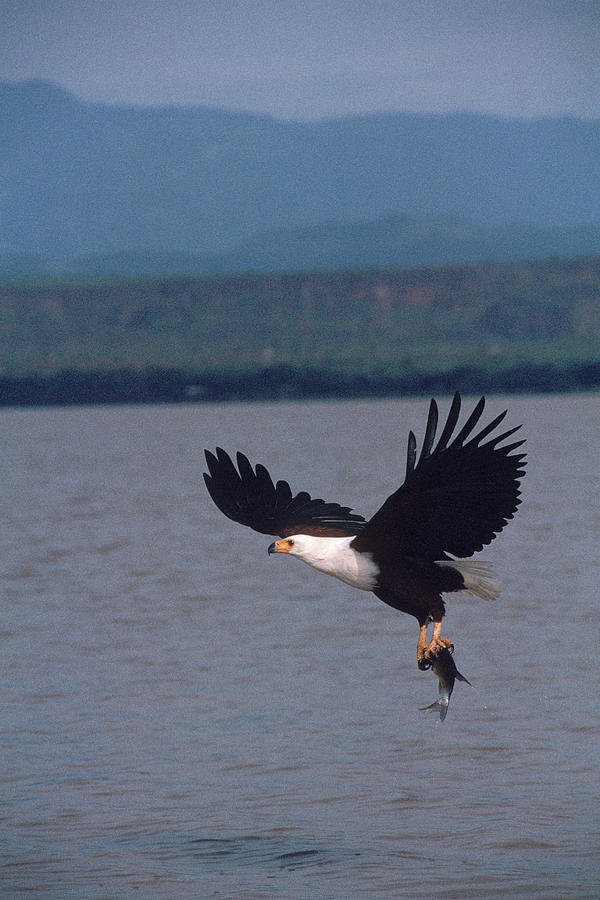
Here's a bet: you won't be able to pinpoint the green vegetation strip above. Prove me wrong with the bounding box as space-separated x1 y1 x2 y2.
1 256 598 403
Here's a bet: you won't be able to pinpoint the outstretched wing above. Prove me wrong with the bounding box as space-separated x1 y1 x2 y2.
204 447 367 538
351 392 526 561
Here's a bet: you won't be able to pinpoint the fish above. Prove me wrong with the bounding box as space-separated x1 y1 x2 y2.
420 646 471 721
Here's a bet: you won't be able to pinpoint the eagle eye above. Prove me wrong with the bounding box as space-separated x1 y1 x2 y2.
287 539 295 547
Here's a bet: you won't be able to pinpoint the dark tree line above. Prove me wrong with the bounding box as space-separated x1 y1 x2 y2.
1 361 598 407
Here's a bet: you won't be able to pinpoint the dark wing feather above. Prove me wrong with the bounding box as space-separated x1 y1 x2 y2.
352 392 526 561
203 447 367 537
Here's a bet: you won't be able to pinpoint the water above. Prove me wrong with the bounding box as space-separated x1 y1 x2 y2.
1 394 598 899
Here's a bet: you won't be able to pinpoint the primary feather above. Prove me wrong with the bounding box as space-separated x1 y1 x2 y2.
351 393 526 561
203 448 367 537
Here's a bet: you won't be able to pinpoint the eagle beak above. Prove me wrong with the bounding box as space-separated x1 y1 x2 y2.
268 539 290 554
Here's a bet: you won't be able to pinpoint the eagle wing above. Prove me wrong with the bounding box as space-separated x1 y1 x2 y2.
351 392 526 561
204 447 367 538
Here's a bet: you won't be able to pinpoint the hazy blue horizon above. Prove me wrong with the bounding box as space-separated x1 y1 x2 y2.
5 76 600 125
2 1 599 121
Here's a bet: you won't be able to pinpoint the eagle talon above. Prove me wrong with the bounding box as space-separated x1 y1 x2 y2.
419 636 455 670
428 638 454 657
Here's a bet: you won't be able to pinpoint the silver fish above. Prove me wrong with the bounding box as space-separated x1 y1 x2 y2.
420 646 471 721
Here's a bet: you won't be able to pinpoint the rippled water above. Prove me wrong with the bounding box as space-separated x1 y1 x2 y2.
1 394 598 898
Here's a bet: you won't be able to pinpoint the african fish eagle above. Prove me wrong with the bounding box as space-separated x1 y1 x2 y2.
203 392 526 668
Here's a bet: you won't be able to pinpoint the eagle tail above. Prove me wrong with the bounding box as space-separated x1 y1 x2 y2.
437 560 500 601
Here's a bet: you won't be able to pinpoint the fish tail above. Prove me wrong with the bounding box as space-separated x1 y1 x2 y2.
420 700 449 721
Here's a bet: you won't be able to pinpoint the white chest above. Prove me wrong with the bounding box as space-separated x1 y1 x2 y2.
292 535 379 591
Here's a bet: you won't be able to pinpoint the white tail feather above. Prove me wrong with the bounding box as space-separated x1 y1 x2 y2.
437 560 500 601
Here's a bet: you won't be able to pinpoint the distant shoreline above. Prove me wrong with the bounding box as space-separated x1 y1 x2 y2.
1 362 598 407
3 257 599 406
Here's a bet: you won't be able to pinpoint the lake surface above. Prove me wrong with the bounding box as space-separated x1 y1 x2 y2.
1 393 598 899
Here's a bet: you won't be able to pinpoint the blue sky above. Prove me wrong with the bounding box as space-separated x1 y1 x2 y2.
1 0 599 119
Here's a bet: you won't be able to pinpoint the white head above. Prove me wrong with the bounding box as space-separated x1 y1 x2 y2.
267 534 324 563
267 532 378 591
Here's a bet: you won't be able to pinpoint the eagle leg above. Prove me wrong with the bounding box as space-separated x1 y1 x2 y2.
417 620 454 670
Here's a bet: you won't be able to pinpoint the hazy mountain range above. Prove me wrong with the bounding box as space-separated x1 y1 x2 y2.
2 79 600 277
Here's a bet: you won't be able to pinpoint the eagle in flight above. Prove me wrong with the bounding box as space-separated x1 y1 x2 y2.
203 392 526 669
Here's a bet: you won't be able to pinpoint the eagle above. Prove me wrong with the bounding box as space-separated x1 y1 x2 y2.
203 392 526 669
